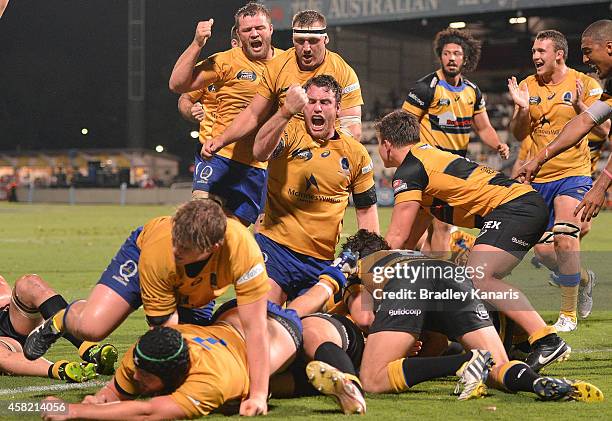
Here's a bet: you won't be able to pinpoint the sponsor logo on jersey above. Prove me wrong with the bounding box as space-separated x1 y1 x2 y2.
342 82 360 94
236 263 264 285
589 88 603 97
393 179 408 194
112 260 138 286
475 303 490 320
562 91 573 104
321 150 331 158
438 98 451 106
236 70 257 81
291 148 313 161
529 96 541 104
207 84 217 92
305 174 320 191
408 92 425 107
362 161 373 174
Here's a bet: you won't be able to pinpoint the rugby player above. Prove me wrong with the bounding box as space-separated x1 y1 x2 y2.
403 28 509 256
508 30 608 331
252 74 378 309
25 200 273 415
376 110 568 372
204 8 364 158
518 20 612 222
42 303 302 419
170 3 280 226
331 230 603 402
0 275 102 382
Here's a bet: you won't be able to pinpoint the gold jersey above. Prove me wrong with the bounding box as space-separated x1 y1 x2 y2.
393 142 533 228
115 323 249 418
519 68 602 182
260 119 374 260
194 47 283 169
517 137 533 161
257 47 363 117
402 70 486 155
187 83 218 142
137 217 270 319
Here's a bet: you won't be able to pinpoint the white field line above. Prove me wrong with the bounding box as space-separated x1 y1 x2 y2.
0 380 106 396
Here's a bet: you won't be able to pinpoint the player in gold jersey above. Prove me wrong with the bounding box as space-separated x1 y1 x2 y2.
508 30 609 331
42 303 302 419
252 75 378 309
403 29 509 256
204 9 364 159
518 21 612 223
170 3 279 226
376 110 569 373
25 200 273 415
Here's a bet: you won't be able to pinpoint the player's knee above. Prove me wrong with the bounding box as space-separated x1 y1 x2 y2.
552 221 580 251
360 368 388 394
14 274 48 302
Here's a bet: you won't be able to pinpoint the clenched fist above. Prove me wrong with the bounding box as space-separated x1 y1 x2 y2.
194 19 214 48
281 85 308 116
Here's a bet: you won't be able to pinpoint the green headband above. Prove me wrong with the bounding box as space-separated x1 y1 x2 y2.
135 339 185 364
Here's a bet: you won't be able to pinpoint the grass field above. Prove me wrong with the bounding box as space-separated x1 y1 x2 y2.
0 203 611 420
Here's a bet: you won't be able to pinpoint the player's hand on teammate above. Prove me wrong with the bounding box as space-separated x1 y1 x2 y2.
193 19 214 48
240 396 268 416
201 137 223 159
497 143 510 159
515 157 542 184
190 102 205 122
575 181 607 222
281 85 308 117
507 76 529 109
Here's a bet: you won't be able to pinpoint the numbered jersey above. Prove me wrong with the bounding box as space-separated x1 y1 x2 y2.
392 142 533 228
115 323 249 417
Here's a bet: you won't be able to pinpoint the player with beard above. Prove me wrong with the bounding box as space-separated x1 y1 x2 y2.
170 3 281 227
518 20 612 223
203 9 365 158
508 30 608 331
402 28 509 258
252 74 377 313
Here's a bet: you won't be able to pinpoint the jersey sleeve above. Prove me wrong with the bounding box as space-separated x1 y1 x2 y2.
350 144 375 195
392 153 429 204
339 65 364 110
473 84 486 115
193 54 225 88
187 89 204 102
227 227 270 306
402 78 435 119
582 74 604 107
170 378 224 418
113 345 138 396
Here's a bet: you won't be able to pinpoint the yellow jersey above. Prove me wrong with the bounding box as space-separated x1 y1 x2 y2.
257 47 363 117
517 137 533 161
194 47 283 169
393 142 533 228
115 323 249 418
260 119 375 260
137 217 270 319
187 83 218 143
402 70 486 155
519 68 602 182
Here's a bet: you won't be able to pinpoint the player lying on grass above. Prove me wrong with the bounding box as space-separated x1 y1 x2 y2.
42 302 302 420
0 275 114 382
25 199 273 415
305 231 603 414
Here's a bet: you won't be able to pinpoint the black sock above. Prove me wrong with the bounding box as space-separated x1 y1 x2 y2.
314 342 357 376
402 352 472 387
38 295 84 349
503 362 540 393
289 359 318 396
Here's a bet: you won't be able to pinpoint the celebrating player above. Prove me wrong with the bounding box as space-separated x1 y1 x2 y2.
508 30 607 331
402 28 509 256
170 3 280 226
42 303 302 419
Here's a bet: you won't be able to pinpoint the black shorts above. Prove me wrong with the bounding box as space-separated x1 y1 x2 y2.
0 305 27 346
475 192 548 258
303 313 365 370
369 262 493 339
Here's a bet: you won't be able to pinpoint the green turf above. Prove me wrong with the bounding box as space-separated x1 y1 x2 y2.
0 203 611 420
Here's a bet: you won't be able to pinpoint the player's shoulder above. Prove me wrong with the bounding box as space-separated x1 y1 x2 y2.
141 216 172 238
326 49 353 68
521 74 537 86
338 131 370 159
414 71 439 87
224 218 252 242
266 48 296 70
462 77 481 92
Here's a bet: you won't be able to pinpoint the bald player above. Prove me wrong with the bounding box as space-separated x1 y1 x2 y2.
508 29 608 331
518 20 612 222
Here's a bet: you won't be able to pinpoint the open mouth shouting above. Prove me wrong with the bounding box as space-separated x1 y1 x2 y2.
310 114 326 132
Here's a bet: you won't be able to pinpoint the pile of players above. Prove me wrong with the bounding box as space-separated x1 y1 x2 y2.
2 3 610 419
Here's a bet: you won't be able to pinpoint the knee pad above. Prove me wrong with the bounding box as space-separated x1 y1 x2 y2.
537 231 554 244
11 289 40 320
552 221 580 239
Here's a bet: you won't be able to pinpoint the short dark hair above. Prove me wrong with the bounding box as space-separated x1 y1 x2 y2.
375 110 420 147
234 2 271 29
292 10 326 28
434 28 482 73
304 74 341 105
341 229 390 259
582 19 612 42
535 30 568 60
172 199 226 252
134 326 190 395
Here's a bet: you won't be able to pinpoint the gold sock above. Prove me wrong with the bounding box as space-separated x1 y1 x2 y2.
387 358 409 392
493 360 524 388
52 309 65 332
49 360 69 379
528 325 556 345
560 285 578 321
78 341 99 360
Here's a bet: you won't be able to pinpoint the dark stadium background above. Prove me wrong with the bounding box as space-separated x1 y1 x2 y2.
0 0 610 176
